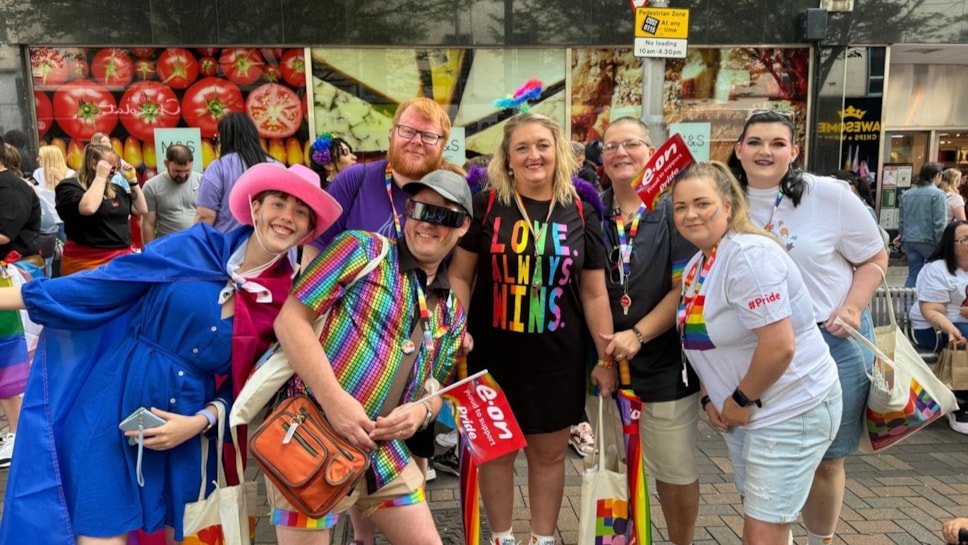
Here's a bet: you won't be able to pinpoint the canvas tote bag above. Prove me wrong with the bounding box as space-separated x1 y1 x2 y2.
183 402 258 545
578 398 630 542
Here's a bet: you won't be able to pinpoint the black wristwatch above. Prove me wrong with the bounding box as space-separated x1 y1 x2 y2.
731 388 762 408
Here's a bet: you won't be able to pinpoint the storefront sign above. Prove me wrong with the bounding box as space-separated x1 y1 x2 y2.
154 128 203 173
443 126 466 167
670 122 710 161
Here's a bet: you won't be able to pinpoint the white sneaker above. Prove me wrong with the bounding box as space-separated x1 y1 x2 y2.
0 432 15 468
435 429 458 449
425 466 437 482
949 411 968 434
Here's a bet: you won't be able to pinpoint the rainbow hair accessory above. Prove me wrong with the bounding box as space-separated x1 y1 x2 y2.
494 79 544 112
311 133 333 166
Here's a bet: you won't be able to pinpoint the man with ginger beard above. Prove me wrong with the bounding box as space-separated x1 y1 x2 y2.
300 96 456 545
301 97 454 265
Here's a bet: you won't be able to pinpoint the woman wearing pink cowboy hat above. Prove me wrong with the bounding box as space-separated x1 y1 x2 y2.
0 163 341 545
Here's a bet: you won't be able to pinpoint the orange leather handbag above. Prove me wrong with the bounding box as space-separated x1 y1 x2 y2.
250 396 369 517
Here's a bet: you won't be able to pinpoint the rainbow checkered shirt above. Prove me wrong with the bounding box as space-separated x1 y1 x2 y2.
291 231 466 489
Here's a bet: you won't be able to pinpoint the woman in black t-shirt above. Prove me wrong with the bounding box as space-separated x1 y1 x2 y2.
56 145 147 275
449 112 615 545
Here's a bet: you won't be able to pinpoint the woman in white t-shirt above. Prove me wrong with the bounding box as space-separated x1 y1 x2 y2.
911 220 968 434
911 221 968 350
672 161 842 545
728 111 888 545
939 168 966 223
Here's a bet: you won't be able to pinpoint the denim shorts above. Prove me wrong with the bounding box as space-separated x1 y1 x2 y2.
820 309 874 460
721 386 842 524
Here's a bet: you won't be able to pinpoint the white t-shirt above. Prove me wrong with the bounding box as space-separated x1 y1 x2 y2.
746 174 884 323
946 191 965 223
31 167 75 187
680 233 839 429
910 259 968 330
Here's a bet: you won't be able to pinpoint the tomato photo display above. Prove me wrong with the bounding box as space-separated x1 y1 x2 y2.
246 83 303 139
119 81 181 141
53 80 119 140
31 46 311 172
182 77 244 138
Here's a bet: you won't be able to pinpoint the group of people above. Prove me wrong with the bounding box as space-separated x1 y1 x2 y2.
896 162 968 435
0 101 904 545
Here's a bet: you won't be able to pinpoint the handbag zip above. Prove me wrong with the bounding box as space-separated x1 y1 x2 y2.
282 419 319 458
299 406 358 461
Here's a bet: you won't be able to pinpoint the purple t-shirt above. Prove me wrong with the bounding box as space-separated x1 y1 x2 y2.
196 152 281 233
309 159 411 250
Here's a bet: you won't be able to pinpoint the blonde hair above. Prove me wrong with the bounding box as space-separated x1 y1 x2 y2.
940 168 963 193
487 113 576 206
78 144 117 199
38 145 69 191
392 97 452 142
90 132 110 146
673 161 767 238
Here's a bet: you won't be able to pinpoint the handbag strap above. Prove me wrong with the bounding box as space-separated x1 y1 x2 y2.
870 263 897 329
379 291 437 418
196 400 229 501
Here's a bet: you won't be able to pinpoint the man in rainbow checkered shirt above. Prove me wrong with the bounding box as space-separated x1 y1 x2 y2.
270 170 473 545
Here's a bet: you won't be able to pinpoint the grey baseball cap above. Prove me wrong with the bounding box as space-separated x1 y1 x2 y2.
404 169 474 217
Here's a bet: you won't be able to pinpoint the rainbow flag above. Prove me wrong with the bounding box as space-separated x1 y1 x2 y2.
458 443 481 545
0 264 29 398
616 389 651 545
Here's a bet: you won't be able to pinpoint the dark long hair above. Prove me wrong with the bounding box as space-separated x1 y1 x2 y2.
927 220 968 274
217 112 269 170
727 111 806 207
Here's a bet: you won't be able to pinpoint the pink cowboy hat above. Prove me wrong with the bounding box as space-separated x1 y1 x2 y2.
229 163 342 240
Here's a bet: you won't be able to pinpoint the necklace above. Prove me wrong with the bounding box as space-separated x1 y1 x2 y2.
763 189 783 232
512 191 556 294
411 272 434 355
677 241 720 337
614 203 646 315
385 164 403 239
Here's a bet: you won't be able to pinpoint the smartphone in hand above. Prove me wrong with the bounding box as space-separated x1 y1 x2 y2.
119 407 166 445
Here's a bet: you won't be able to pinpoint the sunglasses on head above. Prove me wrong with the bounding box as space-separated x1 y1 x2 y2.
404 199 467 228
748 109 795 123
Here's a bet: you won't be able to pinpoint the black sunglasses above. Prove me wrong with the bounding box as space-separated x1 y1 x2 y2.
404 199 467 228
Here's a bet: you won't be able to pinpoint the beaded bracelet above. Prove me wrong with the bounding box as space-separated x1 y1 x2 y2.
596 359 616 369
632 326 645 344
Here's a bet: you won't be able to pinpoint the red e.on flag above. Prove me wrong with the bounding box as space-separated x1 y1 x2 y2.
632 133 696 211
439 371 527 464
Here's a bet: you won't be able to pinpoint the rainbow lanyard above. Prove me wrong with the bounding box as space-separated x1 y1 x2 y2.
677 241 720 336
762 189 784 232
411 272 434 355
385 164 403 239
615 203 646 285
512 191 555 293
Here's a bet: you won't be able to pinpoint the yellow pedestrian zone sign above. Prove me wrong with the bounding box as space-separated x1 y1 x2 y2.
635 7 689 39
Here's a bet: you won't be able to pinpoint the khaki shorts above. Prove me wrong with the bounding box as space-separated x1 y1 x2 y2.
266 460 425 529
639 392 700 485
